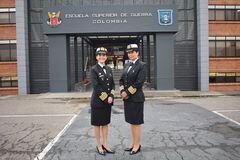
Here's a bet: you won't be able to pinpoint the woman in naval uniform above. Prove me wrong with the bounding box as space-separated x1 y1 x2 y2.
119 44 147 155
90 47 115 156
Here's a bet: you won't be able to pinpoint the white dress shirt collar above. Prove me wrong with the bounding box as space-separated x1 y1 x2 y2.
98 62 105 68
130 58 139 64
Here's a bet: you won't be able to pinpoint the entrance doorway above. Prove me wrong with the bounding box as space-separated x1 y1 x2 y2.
68 34 155 91
90 36 140 70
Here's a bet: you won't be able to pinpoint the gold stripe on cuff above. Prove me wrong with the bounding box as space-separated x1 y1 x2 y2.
119 85 124 91
99 92 108 101
111 89 115 95
128 86 137 94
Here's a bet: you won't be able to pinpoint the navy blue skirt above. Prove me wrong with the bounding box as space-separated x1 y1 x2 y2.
91 106 111 126
124 101 144 125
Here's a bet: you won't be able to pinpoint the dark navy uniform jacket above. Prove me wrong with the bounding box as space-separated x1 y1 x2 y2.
90 64 115 109
119 59 147 102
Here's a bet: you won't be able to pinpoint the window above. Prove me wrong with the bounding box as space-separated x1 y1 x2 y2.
0 43 17 61
11 76 18 87
226 10 236 20
209 41 216 56
0 12 9 23
0 10 16 24
0 44 10 61
0 76 18 87
236 41 240 56
9 12 16 23
216 41 225 56
209 72 240 83
226 41 236 57
209 73 216 83
236 73 240 82
237 10 240 20
10 44 16 60
209 10 215 20
225 73 236 83
215 73 225 83
215 10 225 20
209 37 240 57
208 5 240 21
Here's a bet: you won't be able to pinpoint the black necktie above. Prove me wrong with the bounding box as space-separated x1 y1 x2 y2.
103 66 106 74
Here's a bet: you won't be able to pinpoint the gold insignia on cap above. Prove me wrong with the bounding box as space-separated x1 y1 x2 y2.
111 89 115 95
128 86 137 94
127 44 131 49
99 92 108 101
119 85 124 91
96 47 107 53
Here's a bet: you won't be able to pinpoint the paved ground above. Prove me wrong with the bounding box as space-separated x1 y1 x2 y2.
0 94 239 160
42 99 240 160
0 95 86 160
171 96 240 123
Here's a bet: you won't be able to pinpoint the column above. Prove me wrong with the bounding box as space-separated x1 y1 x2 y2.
155 33 175 90
197 0 209 91
48 35 71 92
16 0 30 95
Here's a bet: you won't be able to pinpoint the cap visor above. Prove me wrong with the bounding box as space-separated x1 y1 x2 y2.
126 49 133 52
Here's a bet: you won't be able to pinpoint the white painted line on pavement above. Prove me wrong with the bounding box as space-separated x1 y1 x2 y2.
212 111 240 126
34 113 78 160
212 110 240 113
0 114 75 118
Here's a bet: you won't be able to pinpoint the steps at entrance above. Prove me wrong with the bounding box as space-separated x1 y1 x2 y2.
112 69 123 85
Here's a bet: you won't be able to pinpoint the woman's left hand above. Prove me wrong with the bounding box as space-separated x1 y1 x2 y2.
108 97 113 104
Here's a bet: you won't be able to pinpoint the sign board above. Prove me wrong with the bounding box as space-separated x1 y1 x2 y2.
43 5 178 34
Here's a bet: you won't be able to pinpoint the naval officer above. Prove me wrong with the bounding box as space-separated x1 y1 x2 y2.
119 44 147 155
90 47 115 156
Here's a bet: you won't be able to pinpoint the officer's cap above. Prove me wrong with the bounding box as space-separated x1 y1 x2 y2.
126 44 139 52
96 47 107 55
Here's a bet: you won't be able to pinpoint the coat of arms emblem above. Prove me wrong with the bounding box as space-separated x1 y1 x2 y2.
47 11 62 27
158 9 173 26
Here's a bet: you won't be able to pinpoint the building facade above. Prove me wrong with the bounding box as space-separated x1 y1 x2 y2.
1 0 209 95
209 0 240 91
0 0 17 95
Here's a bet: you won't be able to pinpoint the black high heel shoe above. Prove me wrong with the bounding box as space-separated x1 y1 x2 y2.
102 145 115 154
124 146 133 152
129 145 141 155
96 146 105 156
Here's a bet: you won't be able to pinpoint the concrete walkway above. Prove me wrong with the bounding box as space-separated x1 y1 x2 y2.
42 99 240 160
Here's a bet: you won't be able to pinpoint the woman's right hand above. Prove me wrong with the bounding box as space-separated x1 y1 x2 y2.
121 91 129 100
108 96 113 104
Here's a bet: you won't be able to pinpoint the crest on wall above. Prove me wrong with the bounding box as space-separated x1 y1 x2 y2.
47 11 62 27
158 9 173 26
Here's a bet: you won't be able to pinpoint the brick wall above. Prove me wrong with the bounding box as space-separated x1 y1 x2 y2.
209 58 240 72
209 58 240 91
0 62 17 77
0 0 15 8
209 23 240 36
0 88 18 95
209 0 240 5
0 1 17 95
210 83 240 91
0 25 16 40
0 62 18 95
209 0 240 91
